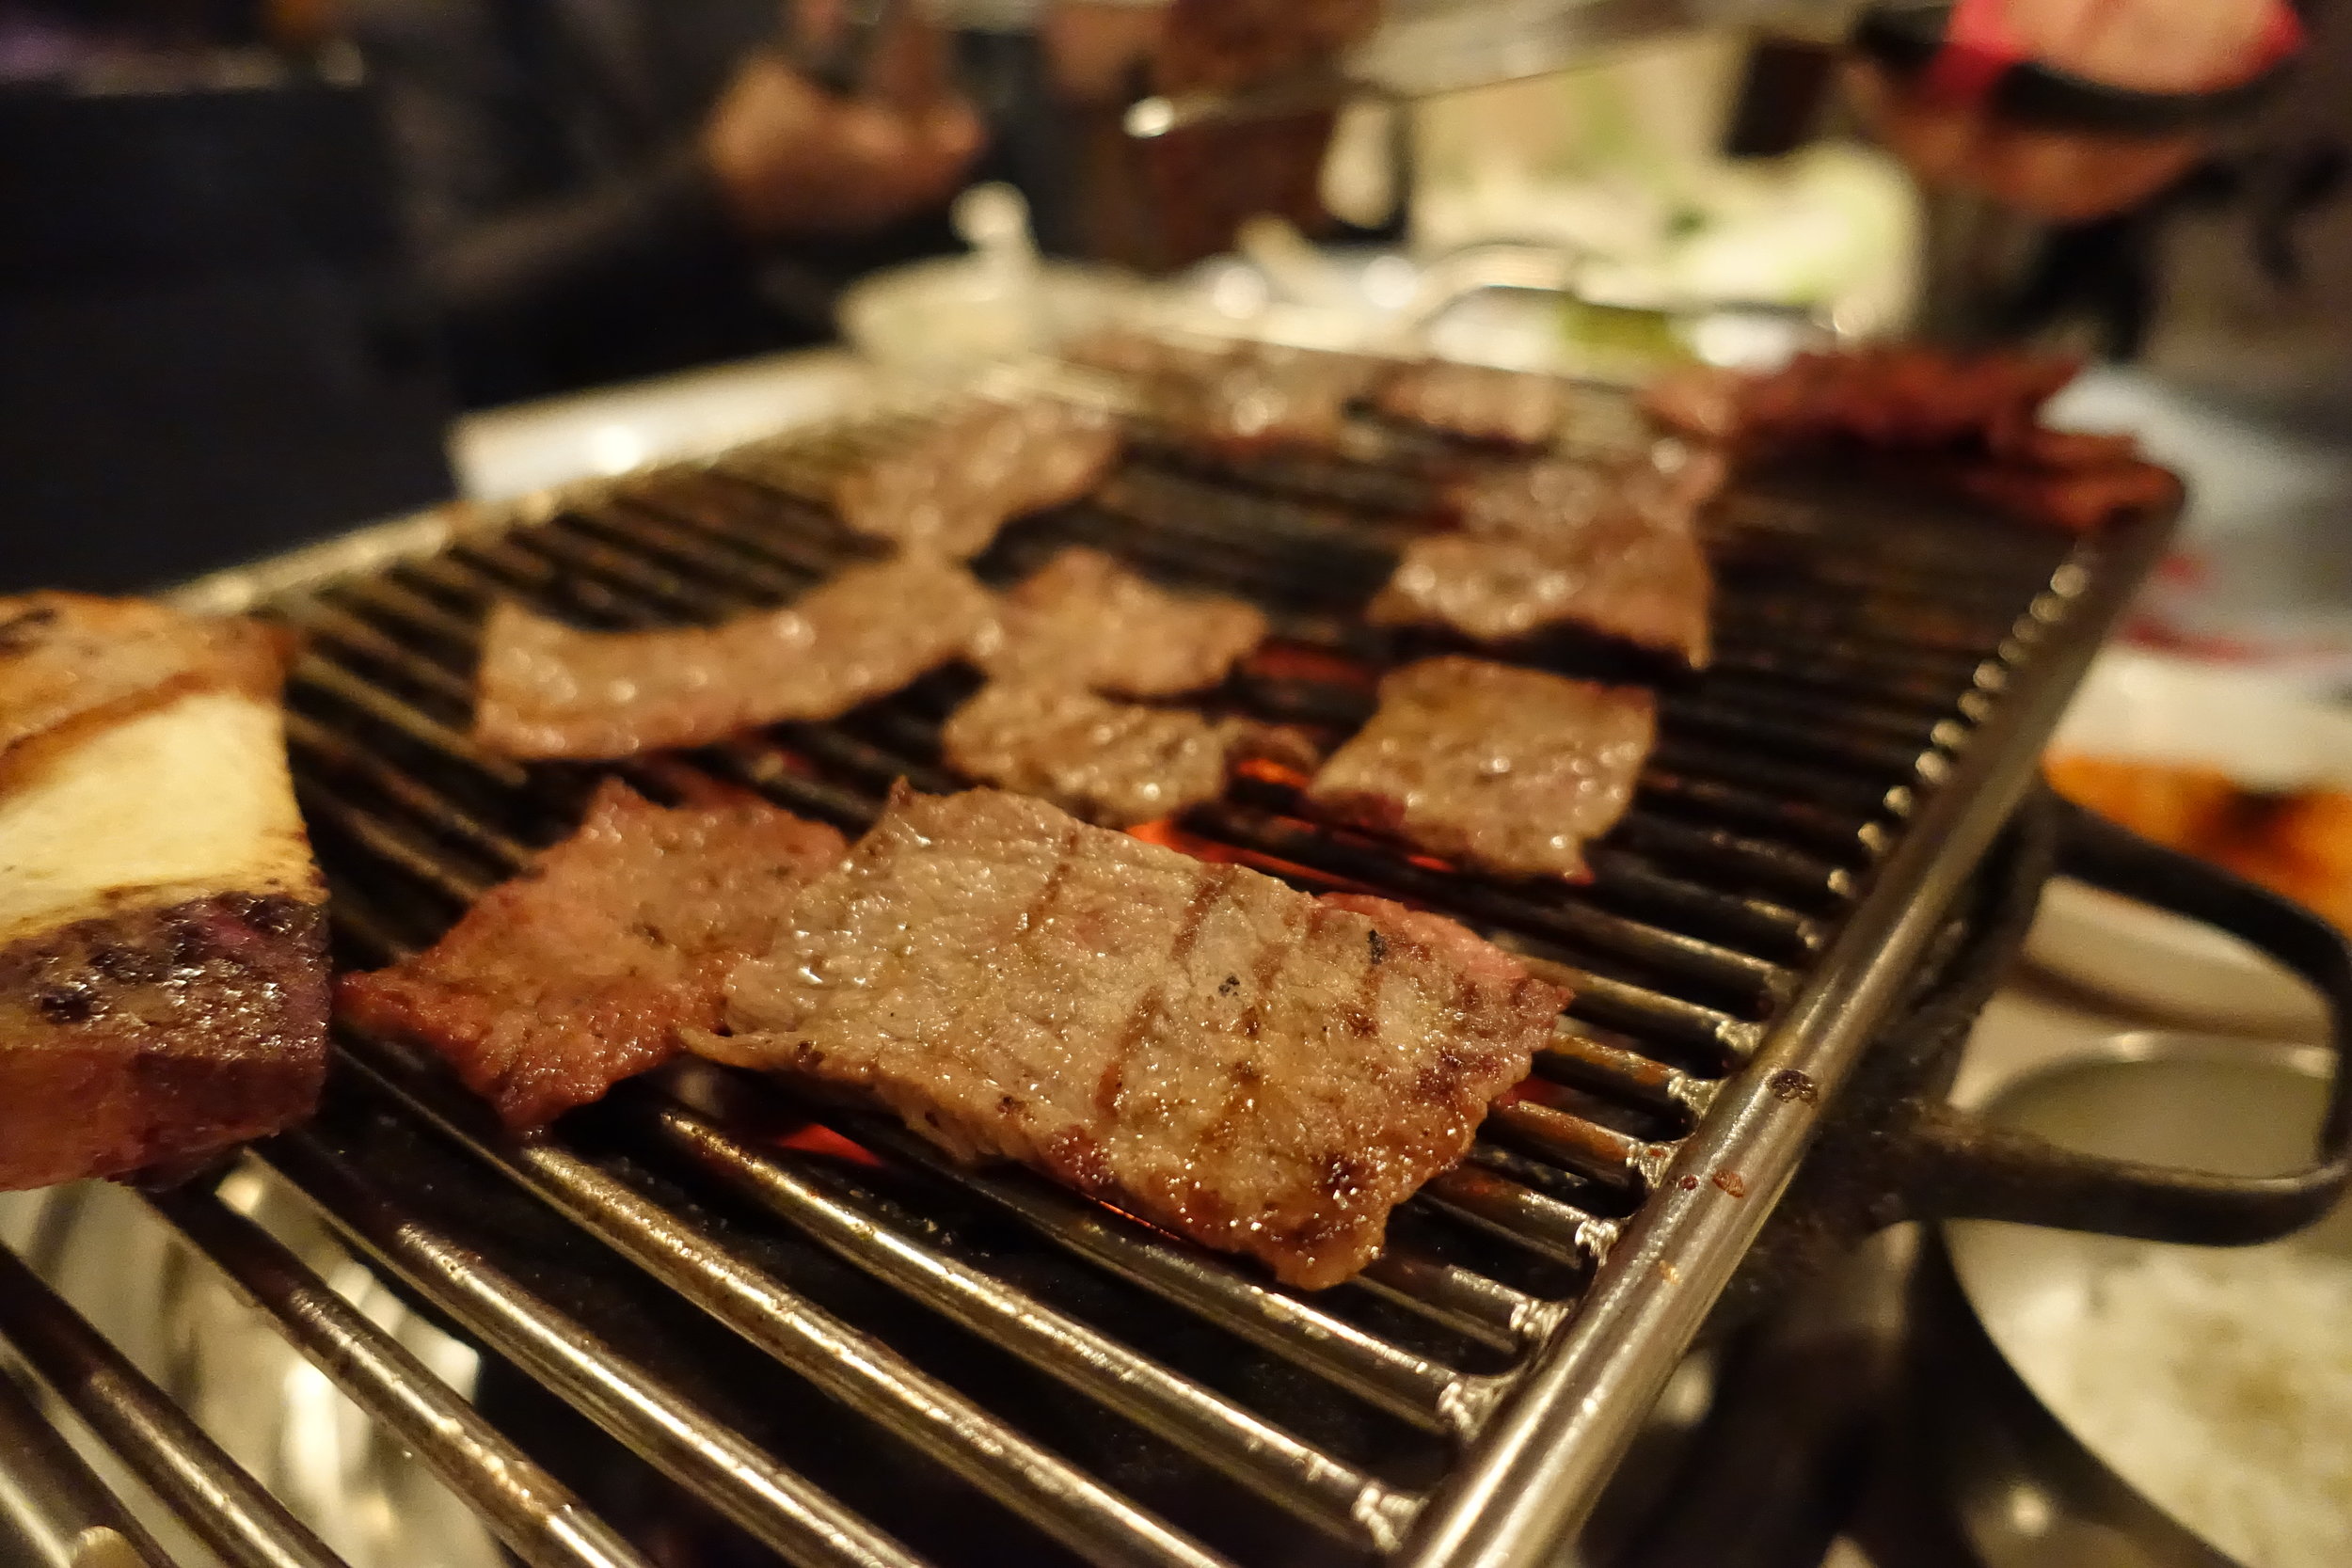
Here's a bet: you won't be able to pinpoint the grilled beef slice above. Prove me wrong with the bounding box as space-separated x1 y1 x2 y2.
1374 459 1714 667
984 547 1268 698
1374 361 1572 449
472 554 997 760
1306 657 1656 880
701 786 1563 1288
1067 331 1379 454
1641 348 2174 531
941 682 1308 827
339 779 846 1129
833 400 1121 560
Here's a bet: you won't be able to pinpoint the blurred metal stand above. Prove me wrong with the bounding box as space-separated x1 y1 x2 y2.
0 1360 171 1568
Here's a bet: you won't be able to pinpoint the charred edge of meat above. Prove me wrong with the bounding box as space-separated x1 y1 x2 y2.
0 893 329 1191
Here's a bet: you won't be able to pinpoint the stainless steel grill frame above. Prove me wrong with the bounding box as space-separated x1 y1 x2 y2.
0 372 2172 1568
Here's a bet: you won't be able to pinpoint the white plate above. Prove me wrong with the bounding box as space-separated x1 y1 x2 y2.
447 348 874 501
2029 649 2352 1033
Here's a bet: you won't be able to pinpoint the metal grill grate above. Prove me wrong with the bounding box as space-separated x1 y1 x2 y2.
0 374 2170 1568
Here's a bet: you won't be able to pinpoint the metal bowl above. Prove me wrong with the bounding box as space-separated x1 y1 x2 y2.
1932 1034 2352 1568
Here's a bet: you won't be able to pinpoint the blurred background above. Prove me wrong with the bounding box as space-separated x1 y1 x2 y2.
1 0 2345 675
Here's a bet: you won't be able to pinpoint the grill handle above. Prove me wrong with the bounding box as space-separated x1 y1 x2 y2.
1898 794 2352 1244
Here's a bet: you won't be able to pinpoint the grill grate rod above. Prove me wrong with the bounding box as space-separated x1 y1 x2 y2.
1348 1253 1570 1354
1622 777 1884 870
326 1037 1238 1568
257 1126 937 1568
0 1347 172 1568
286 707 535 870
1540 1027 1719 1122
291 652 532 790
306 816 1547 1513
1188 800 1792 1013
293 736 1654 1290
0 1244 351 1568
142 1185 658 1568
1417 1170 1620 1267
831 1110 1518 1436
638 1098 1425 1551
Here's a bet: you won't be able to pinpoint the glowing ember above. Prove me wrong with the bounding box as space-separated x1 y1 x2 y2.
773 1122 880 1165
1245 641 1377 688
1124 816 1371 895
1232 756 1312 791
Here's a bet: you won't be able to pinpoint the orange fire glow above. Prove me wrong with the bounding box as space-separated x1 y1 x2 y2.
1126 816 1376 896
1246 641 1376 687
773 1122 881 1166
1232 757 1312 791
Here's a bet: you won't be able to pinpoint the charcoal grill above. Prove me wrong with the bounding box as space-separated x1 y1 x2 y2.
6 363 2349 1568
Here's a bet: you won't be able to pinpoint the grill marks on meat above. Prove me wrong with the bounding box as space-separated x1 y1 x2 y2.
1375 362 1572 449
940 683 1303 828
472 554 998 759
703 787 1561 1289
832 401 1121 560
1642 349 2175 531
0 595 326 1191
985 547 1268 697
1374 460 1714 666
1307 657 1656 880
339 780 846 1130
